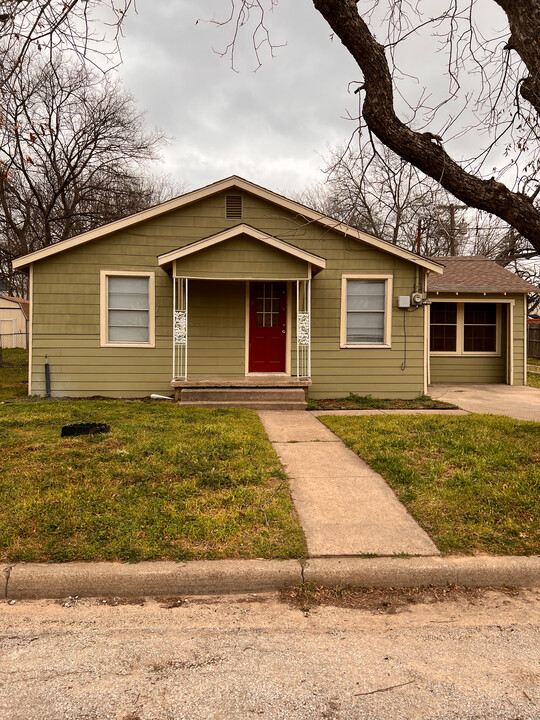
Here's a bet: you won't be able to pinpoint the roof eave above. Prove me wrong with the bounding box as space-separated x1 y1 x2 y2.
12 175 444 272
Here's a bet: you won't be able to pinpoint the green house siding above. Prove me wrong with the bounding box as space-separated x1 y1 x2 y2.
187 280 245 377
30 189 429 398
174 236 310 279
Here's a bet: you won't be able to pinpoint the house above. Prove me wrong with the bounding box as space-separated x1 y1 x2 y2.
12 176 538 405
0 295 29 349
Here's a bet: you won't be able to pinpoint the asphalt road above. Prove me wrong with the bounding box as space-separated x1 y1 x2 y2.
1 589 539 720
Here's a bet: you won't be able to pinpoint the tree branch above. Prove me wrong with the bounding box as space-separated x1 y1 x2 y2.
311 0 540 253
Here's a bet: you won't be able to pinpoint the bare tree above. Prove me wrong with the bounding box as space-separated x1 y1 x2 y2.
211 1 540 254
5 1 539 256
297 142 475 252
0 52 175 296
0 0 133 80
299 141 539 290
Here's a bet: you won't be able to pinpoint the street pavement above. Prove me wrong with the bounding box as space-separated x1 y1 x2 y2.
1 589 539 720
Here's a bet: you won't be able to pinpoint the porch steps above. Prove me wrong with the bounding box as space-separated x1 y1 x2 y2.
177 387 308 411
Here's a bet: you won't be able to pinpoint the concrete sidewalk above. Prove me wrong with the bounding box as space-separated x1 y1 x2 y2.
257 411 439 557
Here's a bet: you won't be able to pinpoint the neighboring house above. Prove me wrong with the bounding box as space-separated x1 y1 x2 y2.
0 295 29 349
12 176 539 403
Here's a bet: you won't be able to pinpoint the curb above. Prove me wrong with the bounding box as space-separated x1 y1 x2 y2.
3 556 540 600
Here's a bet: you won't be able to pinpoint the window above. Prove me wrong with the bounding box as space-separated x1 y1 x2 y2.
340 275 392 348
430 302 457 352
464 303 497 352
430 302 499 355
100 271 155 347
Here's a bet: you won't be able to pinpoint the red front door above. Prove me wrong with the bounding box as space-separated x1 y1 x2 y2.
249 282 287 372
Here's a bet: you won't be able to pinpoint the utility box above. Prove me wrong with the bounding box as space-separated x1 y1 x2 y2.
397 295 411 308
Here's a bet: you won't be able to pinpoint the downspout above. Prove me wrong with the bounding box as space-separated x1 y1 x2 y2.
44 354 51 397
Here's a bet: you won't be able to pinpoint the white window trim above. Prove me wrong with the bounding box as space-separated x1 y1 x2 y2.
340 274 393 349
100 270 155 348
429 300 503 357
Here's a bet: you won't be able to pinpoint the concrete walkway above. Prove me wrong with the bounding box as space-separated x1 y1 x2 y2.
257 411 439 558
429 384 540 421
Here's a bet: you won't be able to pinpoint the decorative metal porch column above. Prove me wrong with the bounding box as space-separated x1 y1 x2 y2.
296 279 311 378
173 277 188 380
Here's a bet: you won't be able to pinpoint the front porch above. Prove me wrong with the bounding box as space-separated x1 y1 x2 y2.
157 224 326 408
171 375 311 410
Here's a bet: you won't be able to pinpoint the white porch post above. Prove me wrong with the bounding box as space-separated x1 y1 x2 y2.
296 279 311 378
173 276 188 380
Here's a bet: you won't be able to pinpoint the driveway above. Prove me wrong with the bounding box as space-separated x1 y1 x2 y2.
429 383 540 421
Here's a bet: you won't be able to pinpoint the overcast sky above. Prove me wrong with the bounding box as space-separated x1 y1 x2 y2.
117 1 362 196
115 1 512 199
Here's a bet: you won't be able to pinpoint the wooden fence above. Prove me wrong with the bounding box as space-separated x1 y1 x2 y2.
528 324 540 359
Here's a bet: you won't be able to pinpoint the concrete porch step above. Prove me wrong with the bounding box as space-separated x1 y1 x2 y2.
178 387 307 411
182 388 307 402
180 400 307 411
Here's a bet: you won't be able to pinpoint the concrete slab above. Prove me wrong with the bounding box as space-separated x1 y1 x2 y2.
257 410 340 442
429 384 540 421
259 413 439 558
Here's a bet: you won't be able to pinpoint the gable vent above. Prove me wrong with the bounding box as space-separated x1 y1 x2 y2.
226 194 243 219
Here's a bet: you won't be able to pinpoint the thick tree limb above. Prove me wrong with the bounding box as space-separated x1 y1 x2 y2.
312 0 540 253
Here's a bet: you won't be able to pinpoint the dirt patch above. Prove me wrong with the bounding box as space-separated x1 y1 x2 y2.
281 583 520 614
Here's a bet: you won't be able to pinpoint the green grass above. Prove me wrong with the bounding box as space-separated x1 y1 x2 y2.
0 348 28 401
320 414 539 556
528 357 540 366
528 372 540 388
307 393 457 411
0 401 306 563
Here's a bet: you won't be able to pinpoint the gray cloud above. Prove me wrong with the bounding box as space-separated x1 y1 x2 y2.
118 0 360 194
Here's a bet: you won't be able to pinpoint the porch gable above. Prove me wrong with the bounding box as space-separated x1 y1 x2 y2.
157 224 326 280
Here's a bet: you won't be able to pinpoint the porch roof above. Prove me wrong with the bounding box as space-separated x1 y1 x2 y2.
157 224 327 275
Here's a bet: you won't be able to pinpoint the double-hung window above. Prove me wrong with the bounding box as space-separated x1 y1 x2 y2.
100 271 155 347
430 301 499 355
341 275 393 348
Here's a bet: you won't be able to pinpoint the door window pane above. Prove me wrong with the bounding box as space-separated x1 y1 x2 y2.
255 282 281 327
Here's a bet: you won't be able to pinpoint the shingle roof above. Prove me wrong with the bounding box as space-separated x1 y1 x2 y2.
427 256 539 295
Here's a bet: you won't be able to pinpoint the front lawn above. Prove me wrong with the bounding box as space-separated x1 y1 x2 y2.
528 372 540 389
0 401 306 562
320 414 539 555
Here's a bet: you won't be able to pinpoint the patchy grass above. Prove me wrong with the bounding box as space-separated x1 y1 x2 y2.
320 414 539 556
308 393 457 411
0 401 306 563
0 348 28 401
528 373 540 389
528 357 540 366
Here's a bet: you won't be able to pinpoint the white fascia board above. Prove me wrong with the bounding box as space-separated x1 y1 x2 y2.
157 224 327 269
